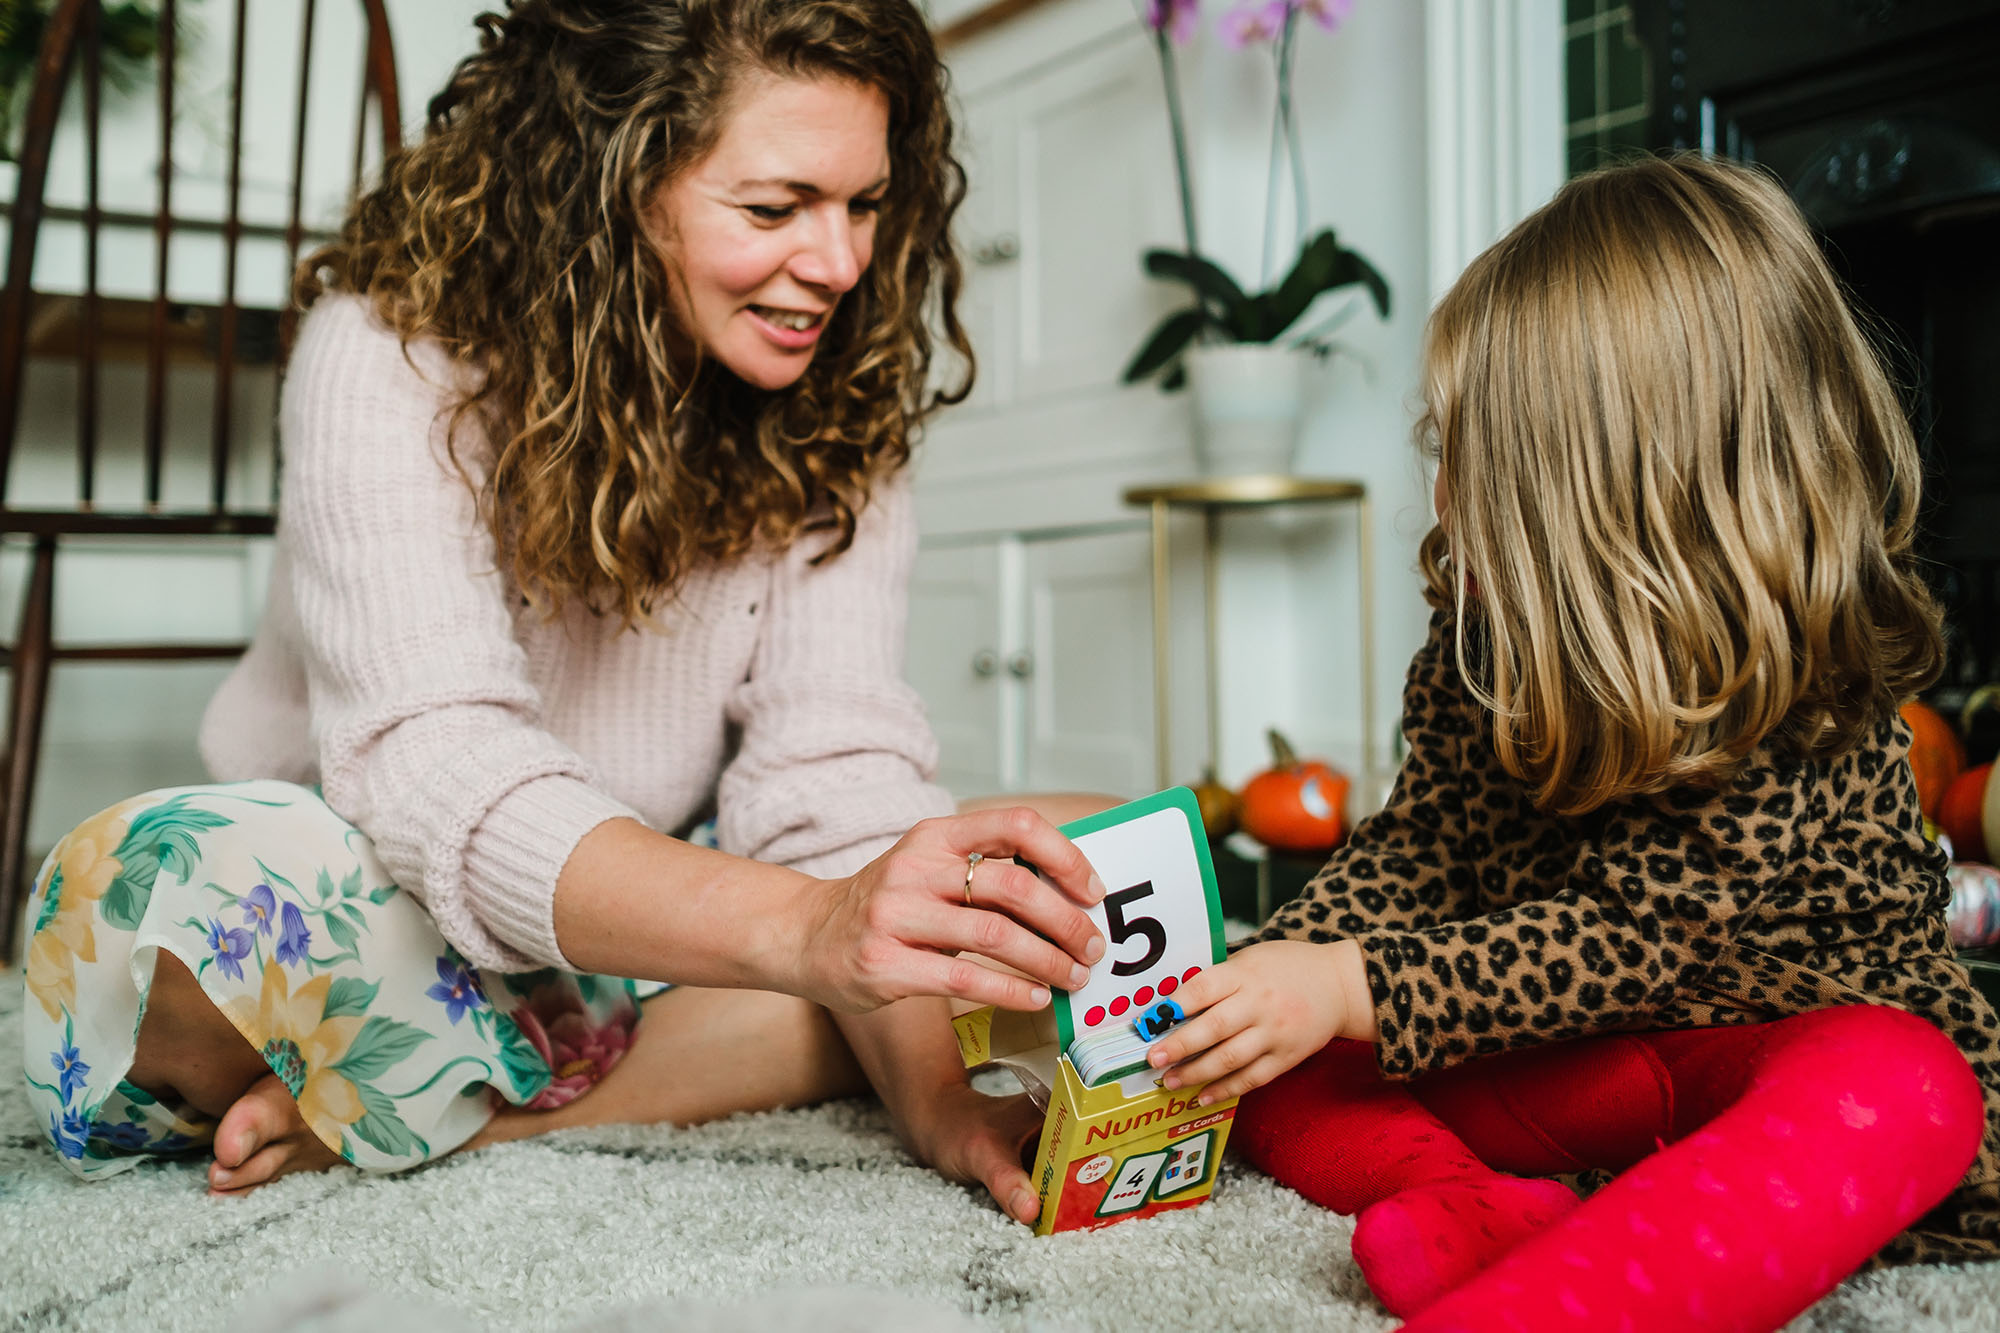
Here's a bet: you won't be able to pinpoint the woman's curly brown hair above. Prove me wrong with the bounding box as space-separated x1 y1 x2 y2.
297 0 972 625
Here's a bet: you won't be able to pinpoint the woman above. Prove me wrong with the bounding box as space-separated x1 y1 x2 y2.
22 0 1105 1228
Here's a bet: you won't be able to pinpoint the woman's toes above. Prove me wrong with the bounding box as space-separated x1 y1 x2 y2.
213 1074 296 1170
206 1072 343 1193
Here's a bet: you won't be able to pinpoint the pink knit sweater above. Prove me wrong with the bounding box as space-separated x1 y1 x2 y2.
199 294 955 972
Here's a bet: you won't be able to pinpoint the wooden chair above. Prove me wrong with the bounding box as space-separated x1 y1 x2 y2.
0 0 402 959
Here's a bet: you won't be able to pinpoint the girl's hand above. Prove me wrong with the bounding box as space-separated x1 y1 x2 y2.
795 806 1107 1014
1144 938 1377 1103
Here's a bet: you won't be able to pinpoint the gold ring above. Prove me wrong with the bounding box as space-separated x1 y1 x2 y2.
964 852 984 907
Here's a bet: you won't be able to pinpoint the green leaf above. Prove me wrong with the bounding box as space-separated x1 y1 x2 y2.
493 1017 554 1100
252 857 298 895
1122 306 1210 384
322 977 380 1020
323 911 359 953
1257 231 1394 342
332 1016 432 1082
100 797 238 930
338 867 363 901
29 865 61 938
347 1082 429 1161
1142 250 1247 309
366 884 400 905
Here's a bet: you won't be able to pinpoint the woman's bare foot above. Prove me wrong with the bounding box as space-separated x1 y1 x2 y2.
130 951 870 1191
207 1074 344 1195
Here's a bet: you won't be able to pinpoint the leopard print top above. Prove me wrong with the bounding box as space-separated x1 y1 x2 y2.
1255 611 2000 1263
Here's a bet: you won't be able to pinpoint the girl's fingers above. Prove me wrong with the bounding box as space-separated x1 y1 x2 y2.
1195 1053 1291 1105
1144 977 1245 1069
1161 1026 1267 1092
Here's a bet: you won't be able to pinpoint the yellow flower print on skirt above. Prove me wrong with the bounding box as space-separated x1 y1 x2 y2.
19 780 664 1177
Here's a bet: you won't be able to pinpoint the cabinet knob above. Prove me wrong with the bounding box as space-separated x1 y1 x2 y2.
1006 650 1035 679
972 234 1020 266
972 650 999 678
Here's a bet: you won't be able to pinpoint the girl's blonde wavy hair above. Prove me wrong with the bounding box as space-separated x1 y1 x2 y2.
1417 154 1943 815
297 0 971 625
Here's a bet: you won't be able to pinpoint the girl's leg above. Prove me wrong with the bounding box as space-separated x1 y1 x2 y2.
1403 1005 1985 1333
128 951 872 1194
1234 1040 1584 1314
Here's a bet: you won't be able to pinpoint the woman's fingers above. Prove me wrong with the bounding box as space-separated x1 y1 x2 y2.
894 949 1053 1013
938 806 1104 908
963 859 1104 975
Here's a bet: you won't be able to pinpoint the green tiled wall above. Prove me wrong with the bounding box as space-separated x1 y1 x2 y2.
1565 0 1651 175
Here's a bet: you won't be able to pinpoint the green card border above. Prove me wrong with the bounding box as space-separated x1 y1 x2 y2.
1053 786 1225 1050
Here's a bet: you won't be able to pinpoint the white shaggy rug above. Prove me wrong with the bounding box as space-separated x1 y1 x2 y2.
4 979 2000 1332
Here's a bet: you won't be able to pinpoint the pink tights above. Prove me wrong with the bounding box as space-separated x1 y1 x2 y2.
1233 1005 1985 1332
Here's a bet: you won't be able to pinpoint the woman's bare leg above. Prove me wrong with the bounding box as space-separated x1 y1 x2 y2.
124 792 1119 1196
126 954 870 1194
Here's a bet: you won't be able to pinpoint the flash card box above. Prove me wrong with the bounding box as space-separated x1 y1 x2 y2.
951 788 1239 1236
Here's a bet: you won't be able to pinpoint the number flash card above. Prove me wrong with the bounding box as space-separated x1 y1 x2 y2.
1051 787 1226 1059
949 788 1239 1237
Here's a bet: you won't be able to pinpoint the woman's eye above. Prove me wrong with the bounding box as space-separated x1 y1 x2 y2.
850 196 885 217
744 204 794 222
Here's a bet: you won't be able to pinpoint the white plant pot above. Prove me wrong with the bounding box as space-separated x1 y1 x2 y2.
1184 343 1309 477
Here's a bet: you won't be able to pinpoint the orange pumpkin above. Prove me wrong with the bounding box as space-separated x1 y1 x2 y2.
1902 701 1966 821
1191 765 1240 841
1239 729 1349 855
1940 763 1992 863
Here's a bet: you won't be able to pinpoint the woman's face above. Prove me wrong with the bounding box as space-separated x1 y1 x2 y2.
652 74 891 391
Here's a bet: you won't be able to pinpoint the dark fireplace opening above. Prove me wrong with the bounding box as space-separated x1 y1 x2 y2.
1633 0 2000 756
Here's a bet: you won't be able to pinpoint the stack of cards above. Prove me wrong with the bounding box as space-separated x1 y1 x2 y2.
1065 997 1186 1086
1045 786 1225 1089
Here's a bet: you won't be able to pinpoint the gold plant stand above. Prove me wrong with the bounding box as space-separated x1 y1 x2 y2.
1122 476 1376 794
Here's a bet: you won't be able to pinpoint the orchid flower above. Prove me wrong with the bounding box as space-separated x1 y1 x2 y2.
1293 0 1355 33
1144 0 1201 45
1219 0 1289 48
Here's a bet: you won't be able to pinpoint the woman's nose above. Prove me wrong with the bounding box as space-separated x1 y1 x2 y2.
792 208 864 294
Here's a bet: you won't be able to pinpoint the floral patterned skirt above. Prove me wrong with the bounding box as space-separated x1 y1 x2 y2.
21 779 665 1178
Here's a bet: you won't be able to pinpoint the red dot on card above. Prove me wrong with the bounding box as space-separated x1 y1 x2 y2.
1135 986 1155 1006
1159 975 1178 996
1109 995 1130 1017
1183 965 1203 982
1085 1006 1105 1027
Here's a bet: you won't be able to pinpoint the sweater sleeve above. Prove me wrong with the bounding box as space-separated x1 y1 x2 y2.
715 474 957 879
1251 610 1481 944
280 297 639 971
1360 766 1807 1079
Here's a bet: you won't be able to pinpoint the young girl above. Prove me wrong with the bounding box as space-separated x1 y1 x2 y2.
1147 155 2000 1331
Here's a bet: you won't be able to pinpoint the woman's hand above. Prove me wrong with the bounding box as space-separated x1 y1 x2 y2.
792 806 1107 1014
1143 938 1377 1103
895 1080 1047 1225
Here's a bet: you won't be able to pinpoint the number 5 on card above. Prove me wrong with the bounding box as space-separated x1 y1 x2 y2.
1050 788 1226 1050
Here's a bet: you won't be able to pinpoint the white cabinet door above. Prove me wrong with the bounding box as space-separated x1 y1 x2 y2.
907 540 1009 798
1019 530 1155 796
948 90 1018 413
1010 32 1184 403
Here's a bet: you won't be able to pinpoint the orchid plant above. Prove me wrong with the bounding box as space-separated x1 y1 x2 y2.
1124 0 1390 391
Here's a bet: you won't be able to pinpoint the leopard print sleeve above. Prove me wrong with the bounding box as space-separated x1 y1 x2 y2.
1358 758 1814 1079
1251 611 1480 944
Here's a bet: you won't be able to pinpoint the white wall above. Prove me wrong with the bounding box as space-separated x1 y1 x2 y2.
1177 0 1435 794
10 2 491 850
